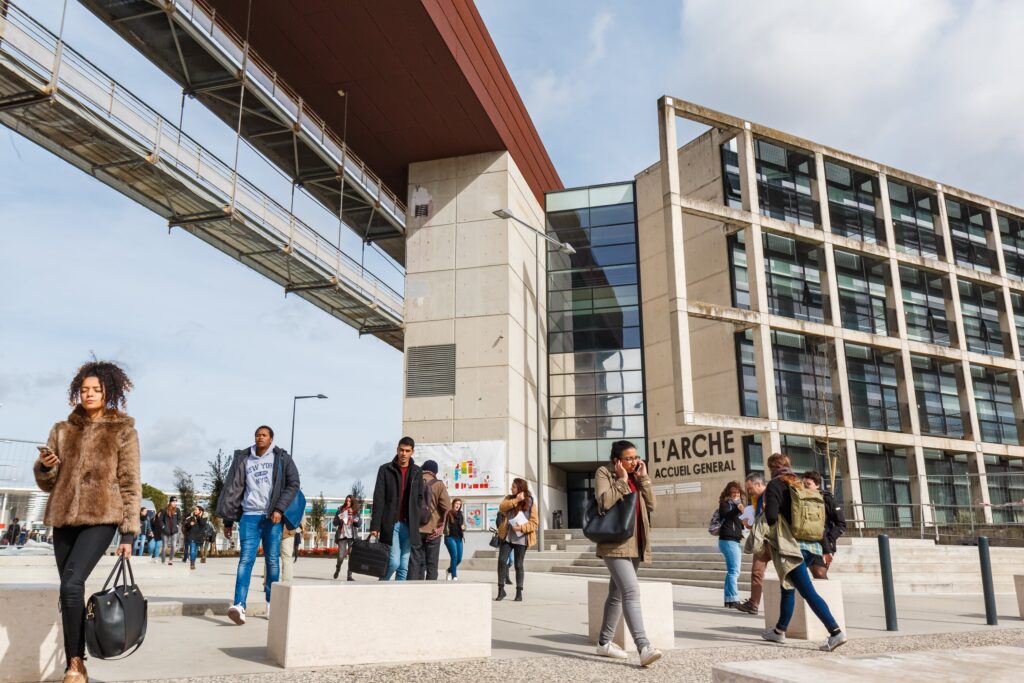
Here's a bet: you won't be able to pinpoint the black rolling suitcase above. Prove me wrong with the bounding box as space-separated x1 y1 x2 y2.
348 538 390 578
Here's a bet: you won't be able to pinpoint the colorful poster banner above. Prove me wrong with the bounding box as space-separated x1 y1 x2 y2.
415 440 507 497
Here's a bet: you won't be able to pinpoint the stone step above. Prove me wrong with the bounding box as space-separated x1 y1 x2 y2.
552 565 752 591
570 558 752 571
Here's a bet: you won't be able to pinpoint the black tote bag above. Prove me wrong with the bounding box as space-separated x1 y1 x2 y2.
582 492 637 544
85 555 147 659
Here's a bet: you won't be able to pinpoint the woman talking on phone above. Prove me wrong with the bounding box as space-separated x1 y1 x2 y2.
33 361 142 683
593 440 661 668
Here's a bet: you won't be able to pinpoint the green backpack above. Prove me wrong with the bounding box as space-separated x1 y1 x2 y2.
789 485 825 542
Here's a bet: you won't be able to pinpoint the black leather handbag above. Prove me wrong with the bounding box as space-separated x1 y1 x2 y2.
85 555 147 659
348 538 390 578
582 492 638 544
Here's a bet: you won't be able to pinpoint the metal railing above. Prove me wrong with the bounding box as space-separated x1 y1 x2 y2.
0 1 403 320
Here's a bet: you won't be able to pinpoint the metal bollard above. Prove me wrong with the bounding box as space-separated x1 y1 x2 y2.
878 534 898 631
978 536 998 625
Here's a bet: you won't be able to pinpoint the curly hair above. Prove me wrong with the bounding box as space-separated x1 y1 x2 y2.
68 360 134 410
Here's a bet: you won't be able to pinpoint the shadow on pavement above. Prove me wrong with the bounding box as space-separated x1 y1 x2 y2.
491 638 592 660
219 646 269 664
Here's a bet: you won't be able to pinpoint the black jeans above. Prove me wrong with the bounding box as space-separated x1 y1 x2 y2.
497 541 527 589
408 534 442 580
53 524 117 660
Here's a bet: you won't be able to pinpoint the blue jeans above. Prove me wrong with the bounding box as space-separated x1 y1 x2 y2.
133 536 146 556
718 538 742 603
381 521 411 581
188 542 200 563
777 550 840 633
232 513 282 608
149 538 163 558
445 536 464 577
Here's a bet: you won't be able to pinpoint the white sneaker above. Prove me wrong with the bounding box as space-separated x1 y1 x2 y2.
451 576 459 582
761 628 786 644
227 604 246 625
822 630 848 652
639 645 662 667
595 641 628 659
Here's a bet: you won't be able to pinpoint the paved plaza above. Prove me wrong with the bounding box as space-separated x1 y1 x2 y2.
3 556 1021 682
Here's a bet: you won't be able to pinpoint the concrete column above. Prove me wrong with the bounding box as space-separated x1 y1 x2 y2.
657 97 695 423
738 127 780 454
936 185 956 266
969 450 994 524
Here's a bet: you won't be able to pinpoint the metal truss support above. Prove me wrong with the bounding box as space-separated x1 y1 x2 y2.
285 279 338 295
0 91 51 112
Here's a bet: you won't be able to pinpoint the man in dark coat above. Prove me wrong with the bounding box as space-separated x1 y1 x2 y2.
369 436 423 581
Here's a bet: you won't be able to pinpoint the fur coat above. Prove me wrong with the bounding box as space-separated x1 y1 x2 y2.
34 406 142 540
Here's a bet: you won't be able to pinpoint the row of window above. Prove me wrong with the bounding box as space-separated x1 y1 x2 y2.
721 138 1024 278
736 331 1022 444
728 231 1020 359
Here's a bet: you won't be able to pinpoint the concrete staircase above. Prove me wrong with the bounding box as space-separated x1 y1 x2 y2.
460 529 1024 594
460 528 752 591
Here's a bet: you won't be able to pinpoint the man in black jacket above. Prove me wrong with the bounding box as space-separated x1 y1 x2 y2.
216 425 301 625
369 436 423 581
802 471 846 578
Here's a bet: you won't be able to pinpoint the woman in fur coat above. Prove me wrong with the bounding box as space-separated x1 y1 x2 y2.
34 361 142 683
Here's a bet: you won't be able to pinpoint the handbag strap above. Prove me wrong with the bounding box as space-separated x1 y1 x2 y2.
100 555 125 592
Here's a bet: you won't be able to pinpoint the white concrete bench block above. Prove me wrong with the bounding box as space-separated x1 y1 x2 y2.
587 580 674 650
1015 575 1024 619
267 582 491 668
0 584 63 683
763 577 845 640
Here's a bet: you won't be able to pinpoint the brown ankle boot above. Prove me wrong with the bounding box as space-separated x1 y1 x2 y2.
63 656 87 683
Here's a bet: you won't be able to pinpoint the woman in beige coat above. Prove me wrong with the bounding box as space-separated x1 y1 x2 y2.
34 361 142 683
593 440 661 668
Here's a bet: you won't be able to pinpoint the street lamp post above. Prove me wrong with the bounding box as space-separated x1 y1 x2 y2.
493 208 574 553
290 394 328 456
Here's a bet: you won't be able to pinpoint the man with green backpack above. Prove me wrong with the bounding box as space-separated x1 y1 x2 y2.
759 453 847 653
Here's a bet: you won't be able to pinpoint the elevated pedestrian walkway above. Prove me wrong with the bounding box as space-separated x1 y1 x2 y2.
0 0 403 348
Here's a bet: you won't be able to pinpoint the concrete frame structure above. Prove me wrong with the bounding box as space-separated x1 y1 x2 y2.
640 96 1024 527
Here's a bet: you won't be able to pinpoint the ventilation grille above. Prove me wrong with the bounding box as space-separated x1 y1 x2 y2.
406 344 456 397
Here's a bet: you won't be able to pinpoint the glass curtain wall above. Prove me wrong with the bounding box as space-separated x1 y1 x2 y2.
985 455 1024 524
780 434 844 498
923 450 972 525
856 442 913 528
772 331 837 425
834 250 889 335
546 183 645 463
901 266 951 346
912 355 965 438
998 213 1024 280
946 197 996 273
971 365 1020 445
889 180 943 259
763 233 823 322
845 343 901 431
824 160 884 243
958 280 1006 357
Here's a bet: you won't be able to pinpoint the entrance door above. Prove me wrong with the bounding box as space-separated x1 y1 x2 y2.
567 472 595 529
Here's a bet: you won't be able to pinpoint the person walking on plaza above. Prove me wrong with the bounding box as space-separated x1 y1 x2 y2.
33 360 141 683
592 440 662 667
716 481 745 609
3 517 21 546
183 505 213 570
409 459 451 581
134 508 151 556
149 507 164 562
369 437 424 581
217 425 301 625
445 498 466 581
333 495 360 580
280 517 304 582
758 453 847 652
802 471 846 579
494 478 538 602
157 497 181 565
736 472 768 614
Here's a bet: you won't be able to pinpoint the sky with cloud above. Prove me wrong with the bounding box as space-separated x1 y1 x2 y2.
2 1 1022 495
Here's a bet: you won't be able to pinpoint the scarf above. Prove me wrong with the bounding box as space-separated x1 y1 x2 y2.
770 465 795 479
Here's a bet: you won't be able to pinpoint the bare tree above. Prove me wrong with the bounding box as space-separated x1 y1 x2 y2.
205 449 232 536
811 340 841 492
309 493 327 549
172 467 197 519
349 479 366 514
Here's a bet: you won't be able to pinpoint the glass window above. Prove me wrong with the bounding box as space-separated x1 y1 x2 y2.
958 280 1006 357
946 197 995 273
834 250 889 335
889 181 943 258
846 343 902 431
772 331 837 425
754 139 819 227
985 456 1024 524
721 139 743 209
1011 292 1024 352
763 233 823 322
825 160 883 243
856 442 914 528
735 330 759 417
728 231 750 309
998 213 1024 280
901 266 951 346
912 355 964 438
972 365 1019 445
923 450 973 524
